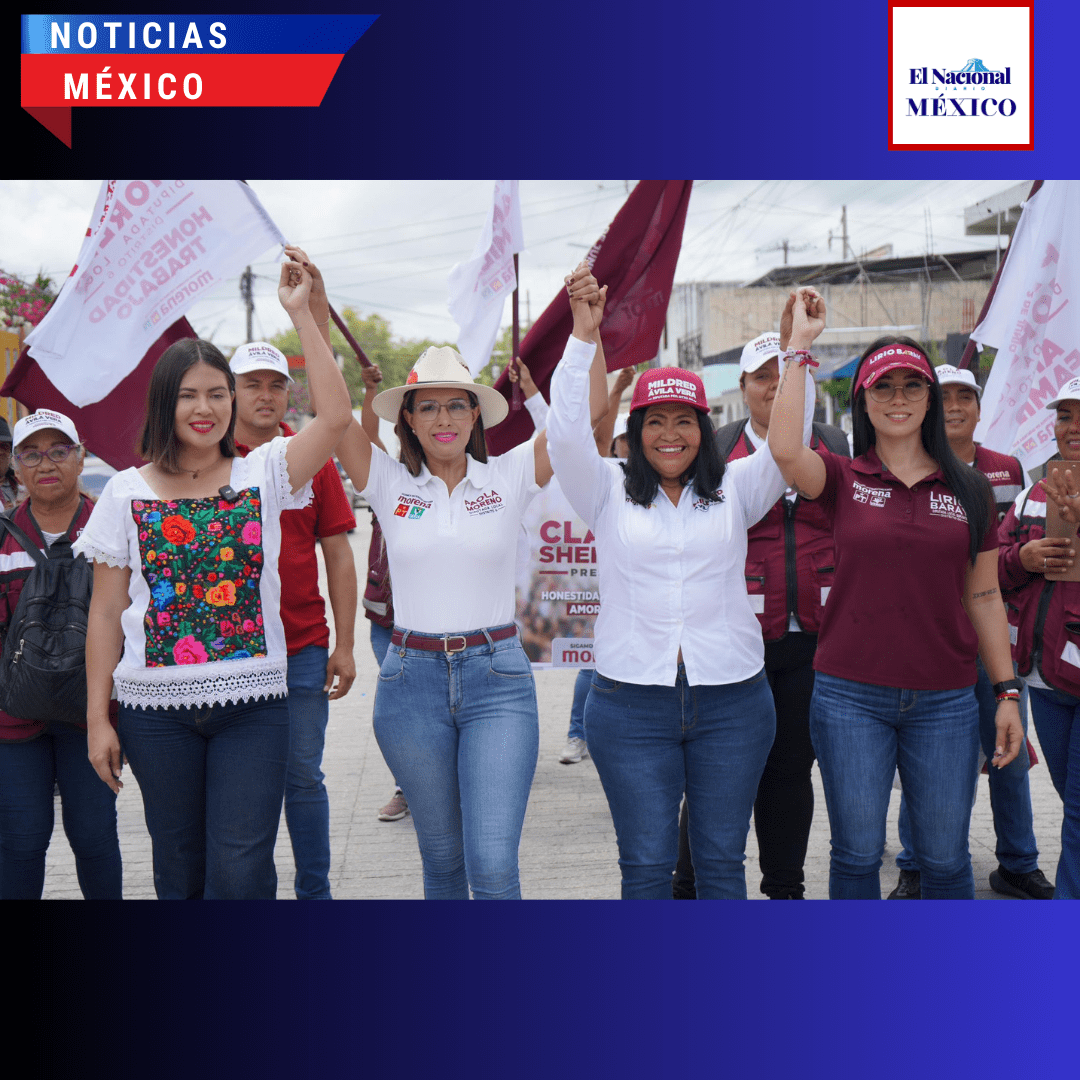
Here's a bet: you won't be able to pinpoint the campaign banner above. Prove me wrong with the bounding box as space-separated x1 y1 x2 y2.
448 180 524 375
973 180 1080 474
24 178 286 406
515 477 598 669
20 14 378 146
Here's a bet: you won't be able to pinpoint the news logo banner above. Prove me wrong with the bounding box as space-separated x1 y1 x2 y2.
20 14 378 147
888 3 1033 150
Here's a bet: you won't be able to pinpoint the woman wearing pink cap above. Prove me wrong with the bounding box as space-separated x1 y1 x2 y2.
546 288 820 899
769 336 1024 899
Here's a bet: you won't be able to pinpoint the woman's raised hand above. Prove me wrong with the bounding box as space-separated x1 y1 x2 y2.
278 252 313 315
284 244 329 326
789 287 826 349
566 261 606 340
1042 465 1080 525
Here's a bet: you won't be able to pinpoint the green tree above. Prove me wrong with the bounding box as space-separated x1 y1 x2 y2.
268 307 456 408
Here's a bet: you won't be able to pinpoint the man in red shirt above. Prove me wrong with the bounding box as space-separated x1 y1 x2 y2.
231 340 357 900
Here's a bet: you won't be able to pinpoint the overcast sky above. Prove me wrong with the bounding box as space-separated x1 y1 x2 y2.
1 178 1025 351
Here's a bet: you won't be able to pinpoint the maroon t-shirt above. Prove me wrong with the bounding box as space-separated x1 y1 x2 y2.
812 447 996 691
237 424 356 656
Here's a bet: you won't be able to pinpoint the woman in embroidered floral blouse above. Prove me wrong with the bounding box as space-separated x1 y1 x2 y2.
77 249 353 900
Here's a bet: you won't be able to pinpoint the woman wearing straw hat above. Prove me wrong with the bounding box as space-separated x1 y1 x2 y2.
332 265 608 899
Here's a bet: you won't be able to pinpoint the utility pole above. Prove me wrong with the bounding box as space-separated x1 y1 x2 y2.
828 206 851 260
240 265 254 343
757 239 813 265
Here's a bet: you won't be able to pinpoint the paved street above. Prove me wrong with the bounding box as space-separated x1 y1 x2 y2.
43 513 1063 900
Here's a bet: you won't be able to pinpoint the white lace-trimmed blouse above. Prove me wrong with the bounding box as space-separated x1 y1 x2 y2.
73 437 313 709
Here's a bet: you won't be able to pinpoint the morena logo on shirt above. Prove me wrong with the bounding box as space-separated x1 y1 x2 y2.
393 494 432 518
851 480 891 508
464 490 504 516
984 469 1014 482
692 491 724 511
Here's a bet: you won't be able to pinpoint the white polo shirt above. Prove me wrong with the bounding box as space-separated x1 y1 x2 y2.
363 442 540 634
548 336 789 687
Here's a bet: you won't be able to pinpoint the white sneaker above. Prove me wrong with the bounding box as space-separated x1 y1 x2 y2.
559 737 589 764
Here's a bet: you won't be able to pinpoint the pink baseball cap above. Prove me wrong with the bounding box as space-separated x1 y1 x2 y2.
853 344 935 396
630 367 709 414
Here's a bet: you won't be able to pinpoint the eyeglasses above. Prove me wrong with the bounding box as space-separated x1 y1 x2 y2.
411 398 474 419
867 380 930 403
14 444 81 467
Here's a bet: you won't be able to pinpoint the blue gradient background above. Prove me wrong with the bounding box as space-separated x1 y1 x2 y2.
12 0 1080 1075
13 0 1072 174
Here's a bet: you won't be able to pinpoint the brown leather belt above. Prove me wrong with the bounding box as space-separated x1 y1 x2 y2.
390 625 519 654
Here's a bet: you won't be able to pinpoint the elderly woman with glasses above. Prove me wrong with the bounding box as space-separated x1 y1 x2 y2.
330 262 609 899
0 409 122 899
769 337 1024 899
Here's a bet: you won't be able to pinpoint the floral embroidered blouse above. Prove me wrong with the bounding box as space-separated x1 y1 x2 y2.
73 438 313 709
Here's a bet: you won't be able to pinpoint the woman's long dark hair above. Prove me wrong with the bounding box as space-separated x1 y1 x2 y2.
621 408 724 506
852 336 991 563
139 338 237 472
395 389 487 477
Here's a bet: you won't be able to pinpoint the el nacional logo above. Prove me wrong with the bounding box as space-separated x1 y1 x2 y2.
889 4 1032 150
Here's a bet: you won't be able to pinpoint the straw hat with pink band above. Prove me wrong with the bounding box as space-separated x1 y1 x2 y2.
629 368 709 413
853 344 936 395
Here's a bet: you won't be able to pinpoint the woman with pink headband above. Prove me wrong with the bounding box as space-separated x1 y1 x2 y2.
768 336 1024 898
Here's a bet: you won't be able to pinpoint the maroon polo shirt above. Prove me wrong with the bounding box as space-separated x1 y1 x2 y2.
812 447 996 691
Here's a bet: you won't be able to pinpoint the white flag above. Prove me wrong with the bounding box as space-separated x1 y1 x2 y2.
26 179 286 406
448 180 525 375
973 180 1080 473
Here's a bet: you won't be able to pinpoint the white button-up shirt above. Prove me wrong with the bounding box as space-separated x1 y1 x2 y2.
363 441 540 634
547 337 788 687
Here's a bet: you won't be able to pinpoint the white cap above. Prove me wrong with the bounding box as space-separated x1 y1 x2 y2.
1046 376 1080 411
935 364 981 398
739 332 781 374
229 341 295 383
13 408 81 450
612 414 629 439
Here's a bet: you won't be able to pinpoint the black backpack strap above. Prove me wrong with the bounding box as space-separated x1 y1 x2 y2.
714 418 749 459
811 421 851 458
0 512 47 568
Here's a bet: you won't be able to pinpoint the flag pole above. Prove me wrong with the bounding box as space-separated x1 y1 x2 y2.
328 304 373 368
511 252 522 411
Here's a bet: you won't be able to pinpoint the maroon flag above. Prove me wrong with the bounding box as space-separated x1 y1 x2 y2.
1 317 198 470
486 180 693 454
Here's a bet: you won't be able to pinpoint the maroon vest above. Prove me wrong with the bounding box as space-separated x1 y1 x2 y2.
999 482 1080 697
727 427 837 641
362 514 394 630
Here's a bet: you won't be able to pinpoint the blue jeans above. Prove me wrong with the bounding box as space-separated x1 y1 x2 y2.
0 724 122 899
567 668 593 742
584 666 775 899
810 672 979 899
1027 687 1080 899
369 620 392 665
897 662 1038 874
369 622 398 790
119 697 290 899
372 626 539 899
285 645 332 900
